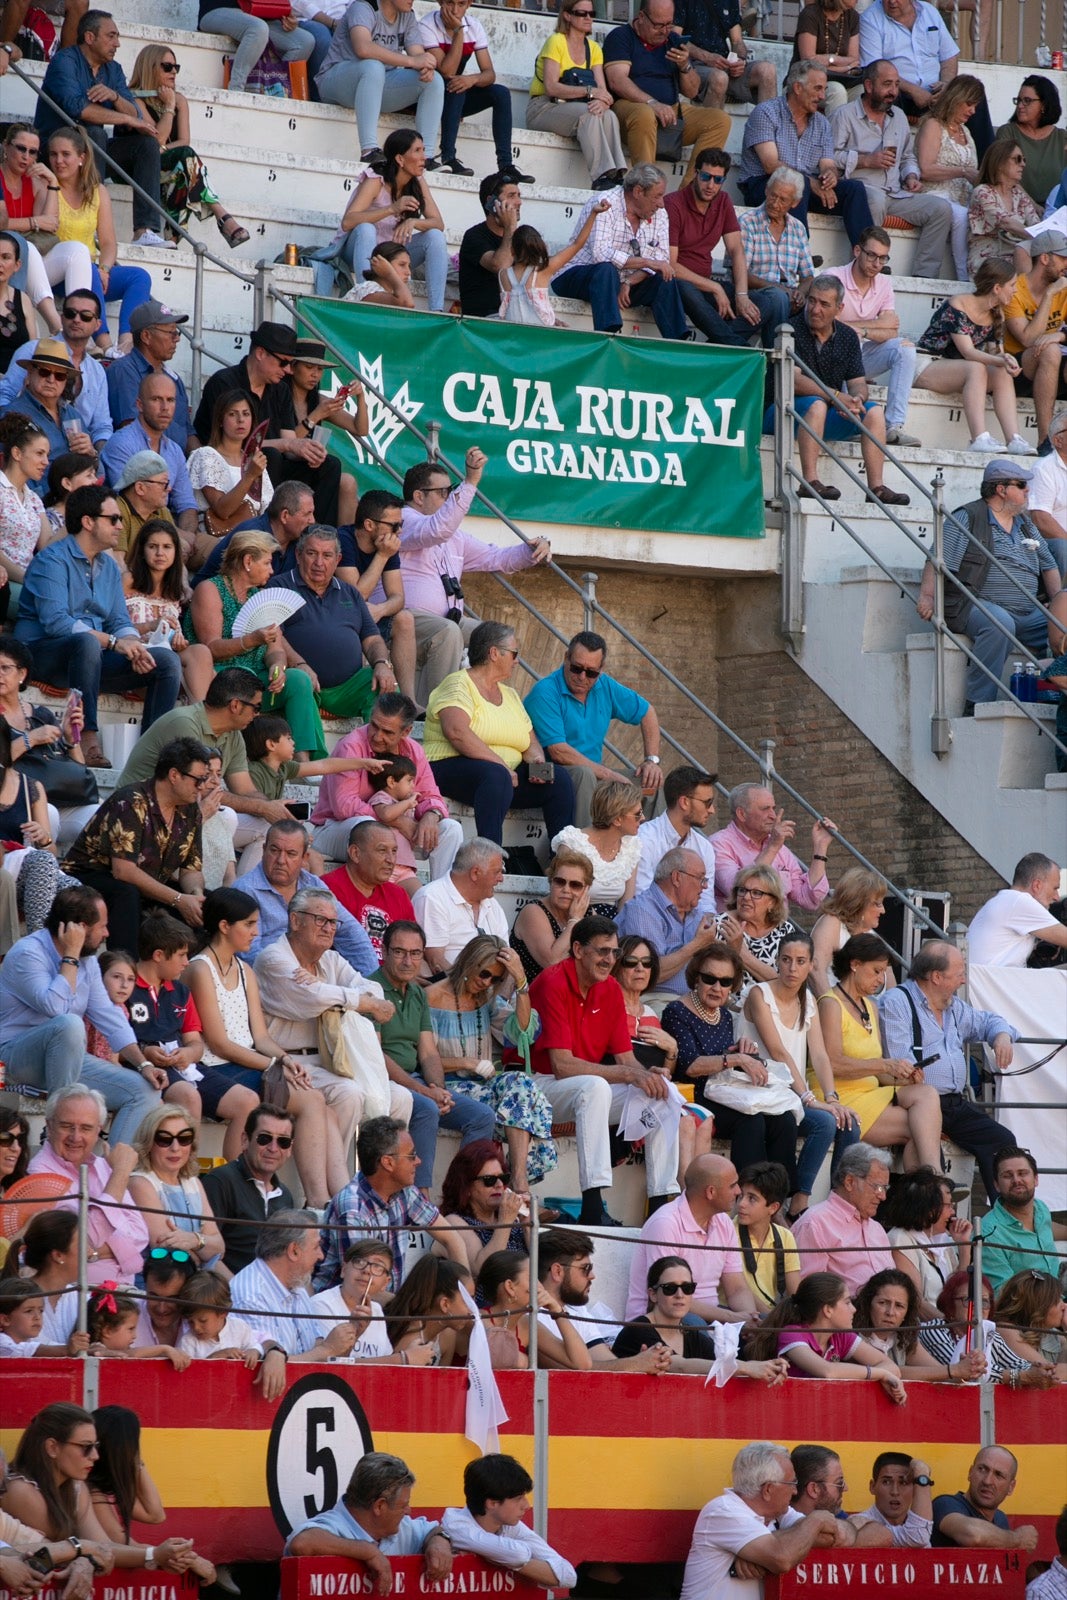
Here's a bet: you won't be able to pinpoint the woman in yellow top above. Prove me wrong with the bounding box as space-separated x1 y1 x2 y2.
526 0 626 190
46 127 152 357
424 619 575 847
817 932 944 1170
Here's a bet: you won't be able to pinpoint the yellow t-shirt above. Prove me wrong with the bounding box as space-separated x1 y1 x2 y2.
530 30 605 97
423 670 533 768
57 188 101 261
734 1220 800 1312
1004 274 1067 355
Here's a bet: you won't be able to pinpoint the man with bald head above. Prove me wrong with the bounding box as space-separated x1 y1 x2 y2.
101 370 197 555
932 1449 1038 1552
625 1153 757 1323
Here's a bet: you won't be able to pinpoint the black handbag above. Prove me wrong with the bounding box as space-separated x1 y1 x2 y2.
558 43 597 91
17 712 98 809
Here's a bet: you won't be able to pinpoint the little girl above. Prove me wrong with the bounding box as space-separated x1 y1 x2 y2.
176 1271 261 1366
343 241 415 309
499 203 610 328
367 755 419 892
0 1279 45 1356
87 1285 189 1369
85 950 136 1063
749 1270 906 1403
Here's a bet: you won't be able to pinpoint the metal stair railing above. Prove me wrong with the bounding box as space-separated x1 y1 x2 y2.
771 323 1067 764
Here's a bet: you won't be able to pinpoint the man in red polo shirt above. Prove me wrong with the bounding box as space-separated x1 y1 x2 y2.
323 821 414 964
529 915 680 1227
665 145 786 350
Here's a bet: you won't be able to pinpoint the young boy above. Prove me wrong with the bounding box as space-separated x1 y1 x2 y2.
133 912 259 1156
0 1279 45 1356
442 1454 577 1589
241 715 387 874
734 1161 801 1312
176 1270 262 1366
367 755 420 888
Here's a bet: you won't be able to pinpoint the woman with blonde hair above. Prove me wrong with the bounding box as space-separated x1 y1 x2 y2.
968 136 1043 278
511 845 592 983
46 126 151 356
128 1104 227 1274
526 0 625 189
552 777 644 914
717 864 802 988
916 76 983 279
186 526 326 759
810 865 889 995
128 44 248 246
994 1270 1067 1375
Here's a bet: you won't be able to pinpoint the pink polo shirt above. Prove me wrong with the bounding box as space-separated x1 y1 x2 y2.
791 1189 895 1297
625 1194 742 1320
825 260 896 326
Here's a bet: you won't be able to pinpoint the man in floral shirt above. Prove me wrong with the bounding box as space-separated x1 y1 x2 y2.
64 735 209 953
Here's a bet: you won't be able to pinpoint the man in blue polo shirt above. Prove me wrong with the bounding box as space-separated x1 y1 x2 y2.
100 371 197 555
524 631 662 824
106 300 194 450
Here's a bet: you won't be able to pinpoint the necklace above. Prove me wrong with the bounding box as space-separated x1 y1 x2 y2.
838 983 873 1032
689 991 722 1026
209 944 235 979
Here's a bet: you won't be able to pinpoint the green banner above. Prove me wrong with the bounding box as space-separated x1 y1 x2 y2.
297 299 766 539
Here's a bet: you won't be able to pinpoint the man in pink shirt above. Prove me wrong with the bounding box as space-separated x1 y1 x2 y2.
826 226 920 448
791 1142 895 1295
311 693 462 877
625 1153 757 1323
400 448 551 705
711 781 837 912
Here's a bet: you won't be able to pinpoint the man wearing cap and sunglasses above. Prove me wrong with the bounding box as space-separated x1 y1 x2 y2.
106 298 195 452
193 321 343 527
0 338 92 492
201 1103 297 1275
0 292 112 450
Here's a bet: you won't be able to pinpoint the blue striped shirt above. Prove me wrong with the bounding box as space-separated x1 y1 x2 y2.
228 1257 320 1355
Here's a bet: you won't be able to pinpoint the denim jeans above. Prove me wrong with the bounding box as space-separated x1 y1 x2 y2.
795 1102 860 1196
200 7 314 92
90 262 152 339
316 57 445 159
430 756 575 846
26 635 182 734
407 1079 496 1173
441 81 512 169
860 337 918 431
0 1015 161 1144
551 261 687 338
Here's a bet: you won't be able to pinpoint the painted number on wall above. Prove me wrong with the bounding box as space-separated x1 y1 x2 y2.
266 1374 375 1536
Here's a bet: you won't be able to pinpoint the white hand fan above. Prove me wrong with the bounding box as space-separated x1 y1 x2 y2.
231 590 306 637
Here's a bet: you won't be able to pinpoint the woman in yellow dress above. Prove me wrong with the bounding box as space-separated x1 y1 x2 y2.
816 932 943 1171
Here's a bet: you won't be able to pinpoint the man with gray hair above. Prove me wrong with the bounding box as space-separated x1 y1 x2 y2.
229 1208 356 1367
601 0 729 181
286 1452 454 1589
681 1441 846 1600
254 887 421 1159
617 846 722 995
267 524 397 722
791 1141 896 1294
1023 407 1067 580
738 62 874 246
763 274 910 507
968 852 1067 966
551 165 688 339
739 168 814 344
712 781 836 912
412 836 510 973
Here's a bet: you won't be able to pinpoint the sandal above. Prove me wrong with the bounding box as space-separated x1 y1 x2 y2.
797 479 841 501
870 484 910 506
217 213 250 249
81 737 111 768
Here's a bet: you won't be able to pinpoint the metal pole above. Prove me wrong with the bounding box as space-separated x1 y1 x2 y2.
971 1225 996 1446
76 1166 89 1336
757 738 776 783
191 248 205 408
528 1198 549 1539
528 1195 540 1372
930 470 951 756
774 324 806 651
425 420 441 461
582 572 599 633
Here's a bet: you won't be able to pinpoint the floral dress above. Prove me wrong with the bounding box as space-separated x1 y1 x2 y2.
428 997 558 1185
967 181 1041 275
0 469 44 574
917 299 1001 357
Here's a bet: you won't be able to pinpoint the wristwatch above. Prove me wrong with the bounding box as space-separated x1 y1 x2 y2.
643 754 660 765
913 1475 934 1487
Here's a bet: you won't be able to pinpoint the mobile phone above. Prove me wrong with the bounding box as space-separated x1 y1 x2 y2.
671 31 691 44
65 686 83 743
285 801 311 821
26 1549 55 1575
527 760 555 782
334 380 358 402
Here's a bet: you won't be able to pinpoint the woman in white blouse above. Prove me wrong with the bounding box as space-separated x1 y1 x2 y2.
186 388 273 571
552 777 643 915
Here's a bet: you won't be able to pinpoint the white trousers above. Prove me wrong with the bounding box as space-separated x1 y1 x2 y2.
538 1073 680 1197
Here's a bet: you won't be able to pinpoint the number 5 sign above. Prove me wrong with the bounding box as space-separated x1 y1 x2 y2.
267 1374 376 1537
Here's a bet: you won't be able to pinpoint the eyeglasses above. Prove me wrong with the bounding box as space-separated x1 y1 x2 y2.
1010 153 1026 162
495 645 520 658
68 1441 100 1457
0 1128 24 1147
476 966 503 982
253 1131 293 1149
697 972 733 987
1000 480 1028 489
569 7 595 13
657 1280 696 1295
179 770 210 785
95 513 123 526
160 60 180 72
296 911 339 930
144 475 170 488
269 354 293 369
237 698 263 712
860 246 890 264
820 1478 847 1490
677 869 709 885
31 365 65 379
389 946 424 960
861 1178 888 1194
566 661 601 679
9 142 38 155
372 518 403 531
553 876 588 889
146 1247 192 1263
474 1173 506 1187
63 308 97 322
570 1262 595 1276
735 886 771 899
696 170 726 184
620 956 653 968
153 1128 196 1148
1013 94 1039 104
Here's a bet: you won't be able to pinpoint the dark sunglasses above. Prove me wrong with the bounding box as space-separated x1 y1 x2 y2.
9 142 38 155
696 170 725 183
180 770 210 785
97 513 123 526
620 956 653 968
30 365 66 378
567 662 601 679
697 972 732 986
569 7 595 13
0 1129 25 1148
474 1173 506 1187
372 517 403 531
254 1131 293 1149
153 1128 196 1147
160 60 180 72
552 876 588 889
476 966 503 982
63 308 97 322
657 1280 696 1295
1000 480 1028 489
147 1247 192 1264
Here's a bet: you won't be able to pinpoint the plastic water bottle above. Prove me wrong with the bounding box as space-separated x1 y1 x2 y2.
1023 663 1039 701
1009 660 1026 700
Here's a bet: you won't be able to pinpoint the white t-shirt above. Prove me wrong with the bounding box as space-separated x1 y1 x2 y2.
851 1504 932 1547
1026 448 1067 530
419 7 489 53
680 1489 780 1600
290 0 348 16
177 1315 261 1358
968 887 1055 966
536 1297 620 1349
411 876 509 968
309 1288 392 1360
0 1331 41 1357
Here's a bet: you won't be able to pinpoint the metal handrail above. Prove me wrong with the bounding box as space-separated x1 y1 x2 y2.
772 326 1067 762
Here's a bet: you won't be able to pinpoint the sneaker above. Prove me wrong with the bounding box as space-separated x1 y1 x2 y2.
430 155 474 176
886 425 921 447
361 146 386 171
500 164 535 184
133 229 177 249
968 431 1003 452
1005 433 1038 456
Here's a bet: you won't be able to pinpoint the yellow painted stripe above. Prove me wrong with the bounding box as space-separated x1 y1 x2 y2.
132 1431 1065 1518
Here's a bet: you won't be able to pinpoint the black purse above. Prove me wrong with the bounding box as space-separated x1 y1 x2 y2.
17 711 99 809
556 41 597 93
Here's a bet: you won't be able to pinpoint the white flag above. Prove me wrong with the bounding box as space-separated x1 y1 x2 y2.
703 1321 741 1389
460 1281 509 1454
617 1079 686 1143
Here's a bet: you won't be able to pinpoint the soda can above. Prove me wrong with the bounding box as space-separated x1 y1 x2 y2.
1053 49 1064 68
284 243 300 266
